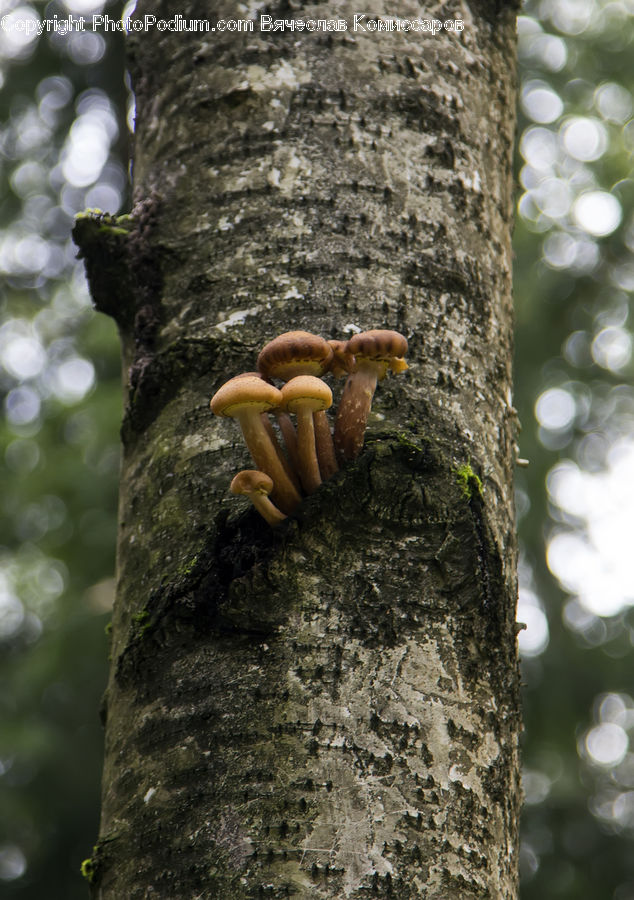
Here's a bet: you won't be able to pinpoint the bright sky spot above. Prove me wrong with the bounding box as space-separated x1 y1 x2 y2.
126 94 136 133
61 116 111 186
542 231 576 268
65 31 106 66
35 560 65 597
595 82 633 124
522 81 564 124
37 76 73 113
591 327 632 372
518 18 568 72
611 792 634 828
14 235 51 274
546 442 634 616
0 843 27 882
522 768 552 805
598 693 634 728
532 177 572 218
542 232 599 273
0 334 46 380
0 591 25 641
520 126 559 171
563 597 602 639
0 7 39 58
14 107 51 154
534 33 567 71
535 387 576 430
10 161 46 198
561 117 607 161
62 0 106 14
85 183 122 215
517 588 550 657
548 0 596 36
51 358 95 403
5 386 41 427
585 723 629 767
573 191 622 237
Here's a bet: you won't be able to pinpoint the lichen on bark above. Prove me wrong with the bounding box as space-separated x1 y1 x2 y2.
80 2 523 898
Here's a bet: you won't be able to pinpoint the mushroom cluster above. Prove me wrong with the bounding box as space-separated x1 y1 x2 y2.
210 329 408 525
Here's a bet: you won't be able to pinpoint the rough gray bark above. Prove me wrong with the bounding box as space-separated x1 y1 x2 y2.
75 2 522 897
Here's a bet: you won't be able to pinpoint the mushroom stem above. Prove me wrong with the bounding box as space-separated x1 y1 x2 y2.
236 411 302 513
280 376 332 495
261 412 302 493
230 470 287 526
274 410 302 479
313 410 338 480
250 492 287 526
333 365 379 461
295 407 322 494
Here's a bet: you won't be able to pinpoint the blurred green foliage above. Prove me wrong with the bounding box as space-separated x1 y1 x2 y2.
0 2 125 895
516 3 634 898
1 2 634 898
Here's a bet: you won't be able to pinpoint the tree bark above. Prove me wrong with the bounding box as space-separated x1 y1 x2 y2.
75 2 522 897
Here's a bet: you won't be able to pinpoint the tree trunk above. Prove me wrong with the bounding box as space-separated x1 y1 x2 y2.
75 2 521 897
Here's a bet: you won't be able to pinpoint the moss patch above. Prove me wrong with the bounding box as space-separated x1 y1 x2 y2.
80 855 96 883
455 463 483 499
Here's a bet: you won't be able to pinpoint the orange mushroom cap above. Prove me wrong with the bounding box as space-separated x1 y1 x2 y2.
281 375 333 414
210 374 281 418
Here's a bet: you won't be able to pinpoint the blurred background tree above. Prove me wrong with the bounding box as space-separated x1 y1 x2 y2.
0 1 632 898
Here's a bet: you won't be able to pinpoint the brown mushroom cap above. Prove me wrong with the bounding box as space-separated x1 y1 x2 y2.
257 331 333 382
347 329 408 378
333 329 408 461
327 339 355 377
281 375 333 414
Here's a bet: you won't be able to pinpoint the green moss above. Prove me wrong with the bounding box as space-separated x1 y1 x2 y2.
394 432 424 453
180 553 199 577
98 224 129 236
80 856 96 883
456 462 483 499
75 209 132 236
132 609 152 637
75 208 104 219
104 620 112 637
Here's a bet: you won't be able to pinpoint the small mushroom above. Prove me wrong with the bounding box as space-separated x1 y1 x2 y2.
226 372 300 490
281 375 333 495
258 331 338 481
333 329 408 461
210 374 301 514
230 470 287 526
